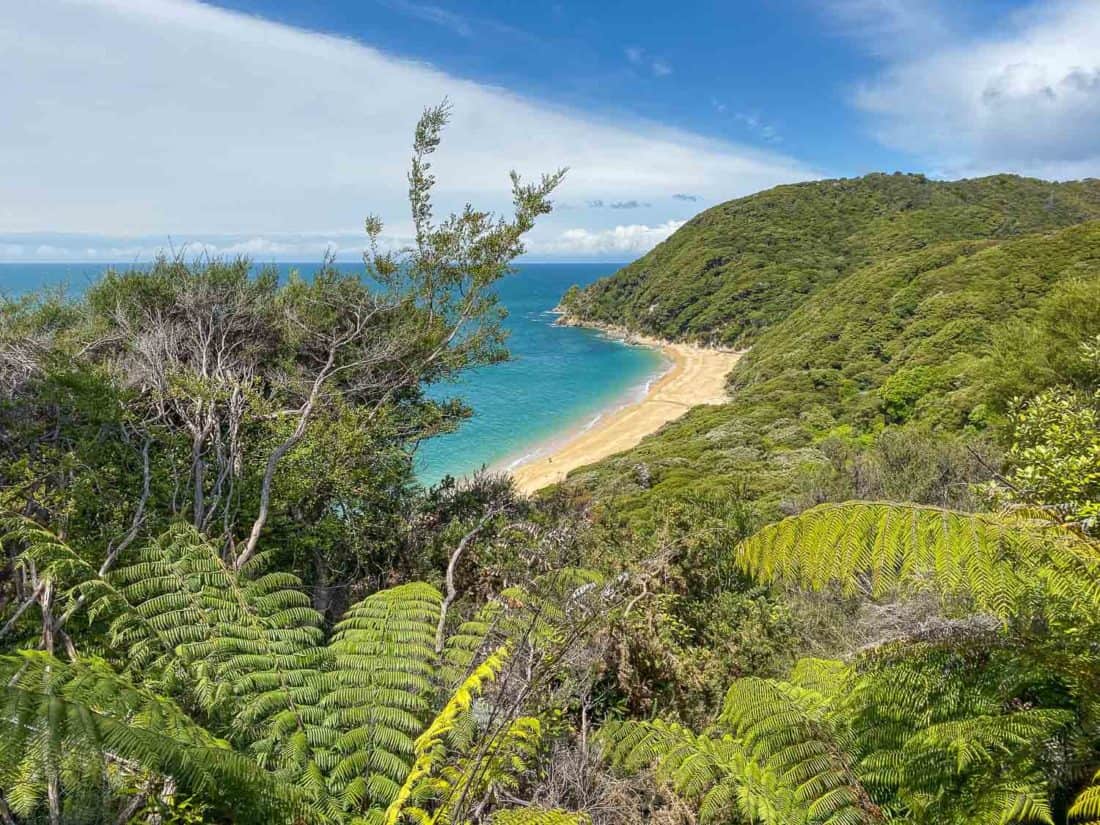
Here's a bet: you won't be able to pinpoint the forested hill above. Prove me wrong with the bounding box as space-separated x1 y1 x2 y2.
559 173 1100 347
5 108 1100 823
559 216 1100 522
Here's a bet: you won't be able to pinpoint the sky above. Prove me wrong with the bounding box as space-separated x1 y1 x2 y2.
2 0 1099 263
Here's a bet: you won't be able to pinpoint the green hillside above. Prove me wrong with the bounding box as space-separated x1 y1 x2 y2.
560 220 1100 522
6 101 1100 823
560 173 1100 347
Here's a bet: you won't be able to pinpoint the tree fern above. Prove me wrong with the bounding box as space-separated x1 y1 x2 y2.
1 518 613 822
720 674 885 825
1071 770 1100 824
0 651 298 822
316 582 445 814
600 718 794 824
736 501 1100 619
602 649 1073 825
382 644 510 824
487 809 590 825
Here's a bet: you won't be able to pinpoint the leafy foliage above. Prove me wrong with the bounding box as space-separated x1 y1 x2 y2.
562 219 1100 526
736 501 1100 618
562 173 1100 347
0 521 607 823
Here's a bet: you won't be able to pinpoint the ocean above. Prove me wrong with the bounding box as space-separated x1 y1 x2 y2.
0 261 664 487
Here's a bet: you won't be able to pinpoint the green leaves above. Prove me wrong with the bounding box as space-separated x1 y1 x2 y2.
736 501 1100 620
0 651 298 822
603 654 1072 825
602 494 1100 825
0 520 589 823
319 583 444 811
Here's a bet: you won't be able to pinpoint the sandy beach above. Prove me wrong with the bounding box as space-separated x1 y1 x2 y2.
509 331 743 493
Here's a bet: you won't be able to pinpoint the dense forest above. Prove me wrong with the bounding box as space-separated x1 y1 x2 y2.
2 108 1100 825
559 173 1100 347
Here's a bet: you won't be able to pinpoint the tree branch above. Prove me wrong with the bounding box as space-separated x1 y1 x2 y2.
435 507 501 653
233 345 337 570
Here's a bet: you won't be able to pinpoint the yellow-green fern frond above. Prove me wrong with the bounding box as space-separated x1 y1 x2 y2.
736 501 1100 619
383 645 510 825
318 582 444 810
488 808 590 824
1071 770 1100 824
720 675 884 824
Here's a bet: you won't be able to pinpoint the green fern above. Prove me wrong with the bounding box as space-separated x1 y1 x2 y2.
382 643 510 824
1071 771 1100 824
601 717 796 824
736 501 1100 619
603 650 1073 825
318 582 446 813
0 651 298 822
487 809 591 824
1 522 606 823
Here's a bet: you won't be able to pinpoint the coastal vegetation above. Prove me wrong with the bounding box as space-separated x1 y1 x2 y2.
2 109 1100 825
559 173 1100 347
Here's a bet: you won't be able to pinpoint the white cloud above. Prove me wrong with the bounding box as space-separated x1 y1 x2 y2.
820 0 953 57
0 231 406 264
847 0 1100 178
624 45 673 78
531 220 687 258
735 113 781 143
0 0 815 261
651 59 673 78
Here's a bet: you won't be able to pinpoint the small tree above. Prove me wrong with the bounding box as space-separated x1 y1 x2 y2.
0 103 564 621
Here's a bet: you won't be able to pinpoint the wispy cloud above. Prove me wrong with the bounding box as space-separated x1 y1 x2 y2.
0 0 817 261
376 0 529 40
672 193 700 202
586 199 651 210
625 45 673 78
379 0 473 37
846 0 1100 178
818 0 954 57
651 59 673 78
735 112 782 143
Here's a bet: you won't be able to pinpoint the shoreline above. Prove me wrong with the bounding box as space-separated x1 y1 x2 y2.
507 316 744 494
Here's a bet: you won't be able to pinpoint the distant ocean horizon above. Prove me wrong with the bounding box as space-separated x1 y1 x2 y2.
0 261 664 487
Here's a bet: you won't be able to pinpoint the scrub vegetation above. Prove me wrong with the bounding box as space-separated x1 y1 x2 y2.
2 110 1100 825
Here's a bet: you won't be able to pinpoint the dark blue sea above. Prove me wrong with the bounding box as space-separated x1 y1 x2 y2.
0 262 663 486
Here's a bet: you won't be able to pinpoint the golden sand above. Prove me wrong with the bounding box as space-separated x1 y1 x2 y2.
509 335 743 493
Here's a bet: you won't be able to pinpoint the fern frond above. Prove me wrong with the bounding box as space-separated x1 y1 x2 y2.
307 582 444 811
488 808 591 824
108 525 328 734
736 501 1100 619
383 645 510 825
983 782 1055 825
720 675 884 824
600 719 787 823
0 651 300 822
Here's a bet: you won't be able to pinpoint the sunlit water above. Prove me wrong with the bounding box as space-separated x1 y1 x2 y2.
0 262 664 486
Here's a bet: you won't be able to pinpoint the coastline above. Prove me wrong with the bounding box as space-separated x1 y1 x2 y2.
508 316 744 494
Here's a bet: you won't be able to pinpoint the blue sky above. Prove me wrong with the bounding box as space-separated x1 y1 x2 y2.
2 0 1098 263
209 0 1012 175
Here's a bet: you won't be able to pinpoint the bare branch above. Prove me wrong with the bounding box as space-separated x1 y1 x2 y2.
435 506 502 653
233 344 337 570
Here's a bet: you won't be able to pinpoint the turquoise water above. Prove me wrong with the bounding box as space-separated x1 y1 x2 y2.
0 262 663 486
